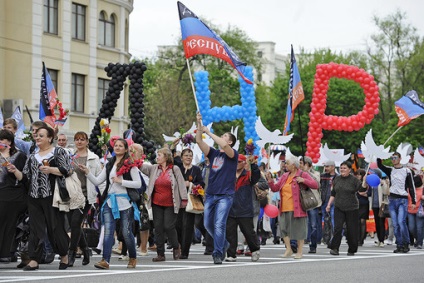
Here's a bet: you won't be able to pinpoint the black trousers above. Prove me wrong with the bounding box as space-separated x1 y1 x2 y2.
176 208 195 256
152 204 178 256
28 196 69 262
0 200 27 258
195 214 214 252
67 201 90 251
226 216 260 258
373 207 386 243
330 207 359 254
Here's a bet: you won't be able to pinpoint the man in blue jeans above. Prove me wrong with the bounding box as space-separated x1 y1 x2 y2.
378 152 416 253
196 113 238 264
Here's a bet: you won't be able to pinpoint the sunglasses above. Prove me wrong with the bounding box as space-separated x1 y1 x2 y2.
390 156 399 160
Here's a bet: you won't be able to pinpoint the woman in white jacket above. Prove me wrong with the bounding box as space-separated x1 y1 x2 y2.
67 132 104 267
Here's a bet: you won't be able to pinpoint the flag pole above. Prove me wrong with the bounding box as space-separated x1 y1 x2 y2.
383 126 403 146
186 59 200 112
296 106 305 159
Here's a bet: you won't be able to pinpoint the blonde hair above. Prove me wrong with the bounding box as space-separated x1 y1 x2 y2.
158 148 173 166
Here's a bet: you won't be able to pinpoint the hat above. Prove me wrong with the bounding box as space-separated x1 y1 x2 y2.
238 154 247 161
324 160 335 166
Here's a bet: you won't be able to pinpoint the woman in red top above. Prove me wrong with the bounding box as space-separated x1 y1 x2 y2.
140 148 187 262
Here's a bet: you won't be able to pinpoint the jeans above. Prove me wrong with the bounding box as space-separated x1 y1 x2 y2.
102 204 136 262
388 197 409 247
307 208 320 249
407 213 424 246
204 194 234 259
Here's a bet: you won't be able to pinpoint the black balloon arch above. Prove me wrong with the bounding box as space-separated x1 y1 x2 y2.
88 61 156 161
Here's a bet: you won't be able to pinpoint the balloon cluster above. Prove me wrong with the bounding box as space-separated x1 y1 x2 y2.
194 67 260 155
306 63 380 163
89 62 156 161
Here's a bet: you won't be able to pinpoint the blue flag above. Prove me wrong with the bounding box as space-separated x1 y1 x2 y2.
283 46 304 135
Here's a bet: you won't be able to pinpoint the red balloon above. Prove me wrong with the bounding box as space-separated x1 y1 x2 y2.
264 204 279 218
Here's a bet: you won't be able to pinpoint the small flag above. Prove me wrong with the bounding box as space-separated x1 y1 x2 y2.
125 128 135 147
40 62 58 127
10 106 25 138
283 45 304 135
357 149 364 158
177 1 252 84
0 107 3 127
394 90 424 126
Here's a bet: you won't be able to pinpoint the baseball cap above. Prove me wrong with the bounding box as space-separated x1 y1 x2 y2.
238 154 247 161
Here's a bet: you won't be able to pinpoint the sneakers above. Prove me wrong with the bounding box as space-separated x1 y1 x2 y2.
379 242 385 247
308 249 316 254
417 245 423 249
127 258 137 268
94 259 109 270
112 248 122 255
225 256 236 262
118 255 129 261
138 251 148 256
330 249 339 256
374 241 380 247
213 256 222 264
251 251 260 262
386 239 393 245
347 252 355 256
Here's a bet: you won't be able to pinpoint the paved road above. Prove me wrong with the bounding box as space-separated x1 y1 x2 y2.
1 238 423 283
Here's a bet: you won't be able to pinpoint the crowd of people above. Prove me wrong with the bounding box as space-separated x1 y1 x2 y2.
1 114 423 271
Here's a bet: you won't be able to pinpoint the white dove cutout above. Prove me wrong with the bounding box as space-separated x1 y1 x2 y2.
268 153 282 173
230 126 240 151
285 147 297 161
322 144 350 166
412 148 424 172
396 143 413 165
314 146 327 166
361 129 393 162
191 143 203 165
255 116 293 149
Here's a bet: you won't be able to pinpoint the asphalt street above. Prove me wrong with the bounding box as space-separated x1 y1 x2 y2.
1 237 423 283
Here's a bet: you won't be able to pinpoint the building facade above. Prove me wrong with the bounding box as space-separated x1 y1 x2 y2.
0 0 134 140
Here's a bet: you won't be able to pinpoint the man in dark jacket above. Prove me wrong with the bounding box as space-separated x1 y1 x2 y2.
225 154 261 262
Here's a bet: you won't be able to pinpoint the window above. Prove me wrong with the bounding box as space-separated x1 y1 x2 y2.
98 11 115 47
72 3 86 40
44 0 58 34
97 78 109 112
71 74 85 112
47 69 58 93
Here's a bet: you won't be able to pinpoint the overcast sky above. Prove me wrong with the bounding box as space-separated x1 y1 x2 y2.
129 0 424 58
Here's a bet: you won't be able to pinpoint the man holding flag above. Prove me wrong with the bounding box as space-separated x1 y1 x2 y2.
283 46 304 136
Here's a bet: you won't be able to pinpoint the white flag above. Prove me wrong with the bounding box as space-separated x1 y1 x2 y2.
10 106 25 138
0 107 4 127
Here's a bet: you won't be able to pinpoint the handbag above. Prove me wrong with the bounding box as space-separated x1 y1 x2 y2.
186 183 204 214
298 173 319 211
56 176 70 202
417 201 424 218
127 188 141 204
378 202 390 218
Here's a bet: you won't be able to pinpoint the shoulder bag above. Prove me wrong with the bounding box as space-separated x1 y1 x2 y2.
185 183 204 214
299 172 319 211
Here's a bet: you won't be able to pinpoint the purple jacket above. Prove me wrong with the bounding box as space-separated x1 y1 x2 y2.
268 170 319 218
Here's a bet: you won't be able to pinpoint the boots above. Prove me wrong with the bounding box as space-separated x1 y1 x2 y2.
68 250 76 267
127 258 137 268
82 248 90 265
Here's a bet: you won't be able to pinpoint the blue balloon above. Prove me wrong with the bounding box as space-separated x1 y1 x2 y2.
367 174 380 187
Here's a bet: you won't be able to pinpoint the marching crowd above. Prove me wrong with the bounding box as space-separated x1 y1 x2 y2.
1 113 423 271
